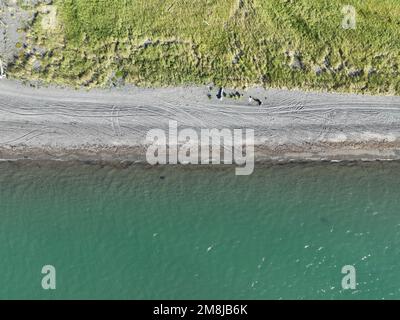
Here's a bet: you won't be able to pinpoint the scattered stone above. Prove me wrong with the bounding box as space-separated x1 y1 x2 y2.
290 55 303 70
334 62 345 73
32 59 41 72
0 0 35 66
288 51 304 70
228 91 242 100
348 69 363 78
249 96 262 106
232 50 243 65
368 68 377 76
137 38 154 49
261 74 270 84
216 87 224 100
323 55 331 69
314 65 324 76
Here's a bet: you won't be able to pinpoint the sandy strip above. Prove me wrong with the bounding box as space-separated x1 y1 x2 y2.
1 80 400 162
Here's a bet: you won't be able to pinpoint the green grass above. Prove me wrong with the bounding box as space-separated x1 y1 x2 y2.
9 0 400 94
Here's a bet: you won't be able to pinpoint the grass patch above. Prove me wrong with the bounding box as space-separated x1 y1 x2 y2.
9 0 400 94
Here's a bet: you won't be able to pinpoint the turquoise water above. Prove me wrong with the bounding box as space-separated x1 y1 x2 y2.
0 161 400 299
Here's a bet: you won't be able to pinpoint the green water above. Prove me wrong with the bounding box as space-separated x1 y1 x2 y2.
1 161 400 300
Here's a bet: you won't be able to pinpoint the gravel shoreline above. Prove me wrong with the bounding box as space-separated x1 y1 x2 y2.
1 79 400 162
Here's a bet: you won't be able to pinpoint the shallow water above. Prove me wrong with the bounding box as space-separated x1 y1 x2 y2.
0 161 400 299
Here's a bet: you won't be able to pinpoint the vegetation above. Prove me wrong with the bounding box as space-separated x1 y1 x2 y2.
9 0 400 94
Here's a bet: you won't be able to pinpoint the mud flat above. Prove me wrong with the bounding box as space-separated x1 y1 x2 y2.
0 79 400 162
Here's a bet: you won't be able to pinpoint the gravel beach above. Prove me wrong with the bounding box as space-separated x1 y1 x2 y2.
1 80 400 162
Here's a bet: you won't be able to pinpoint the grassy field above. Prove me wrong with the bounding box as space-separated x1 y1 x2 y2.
9 0 400 94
